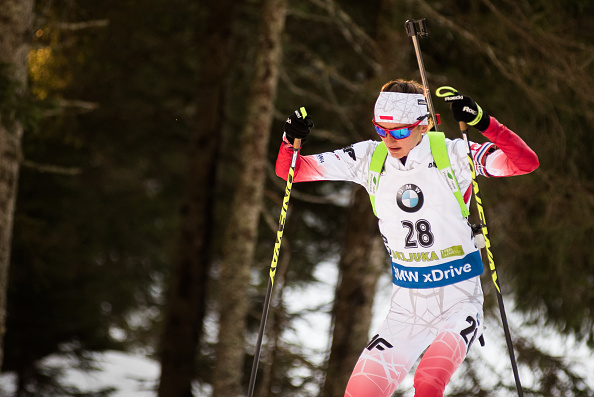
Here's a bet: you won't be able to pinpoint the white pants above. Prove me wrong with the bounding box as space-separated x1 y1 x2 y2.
345 278 484 397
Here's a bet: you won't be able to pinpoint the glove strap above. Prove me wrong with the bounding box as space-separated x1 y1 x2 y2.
467 103 484 126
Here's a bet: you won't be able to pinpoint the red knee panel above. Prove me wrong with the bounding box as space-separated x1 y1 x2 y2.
345 346 408 397
413 331 466 397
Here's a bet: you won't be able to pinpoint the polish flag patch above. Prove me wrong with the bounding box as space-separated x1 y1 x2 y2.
374 92 429 125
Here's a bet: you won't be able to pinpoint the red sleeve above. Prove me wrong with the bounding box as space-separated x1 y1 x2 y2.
463 117 539 201
476 117 540 177
275 141 326 182
275 142 299 181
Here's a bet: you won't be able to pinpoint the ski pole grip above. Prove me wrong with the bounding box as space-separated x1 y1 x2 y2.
435 86 469 133
292 107 307 150
405 19 428 37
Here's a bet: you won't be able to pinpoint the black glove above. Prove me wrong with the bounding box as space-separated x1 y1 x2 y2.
284 108 314 145
443 93 490 131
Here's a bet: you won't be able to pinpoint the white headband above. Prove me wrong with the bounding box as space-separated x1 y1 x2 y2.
374 92 428 125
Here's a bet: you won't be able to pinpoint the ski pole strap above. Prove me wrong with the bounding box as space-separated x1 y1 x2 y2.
427 131 470 218
435 85 484 127
367 133 469 218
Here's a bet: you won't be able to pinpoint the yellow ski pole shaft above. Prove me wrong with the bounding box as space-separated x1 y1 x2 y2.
247 108 306 397
421 52 524 397
458 117 524 397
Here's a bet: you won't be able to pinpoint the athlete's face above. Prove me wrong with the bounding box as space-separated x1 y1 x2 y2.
378 122 429 159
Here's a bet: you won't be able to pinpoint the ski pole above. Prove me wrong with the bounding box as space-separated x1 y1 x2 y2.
405 19 524 397
436 87 523 397
405 19 439 130
247 108 305 397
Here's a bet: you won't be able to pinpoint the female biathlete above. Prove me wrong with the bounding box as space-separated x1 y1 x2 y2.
275 79 539 397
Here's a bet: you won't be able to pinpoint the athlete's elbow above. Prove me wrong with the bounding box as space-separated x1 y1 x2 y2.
521 152 540 173
275 166 289 181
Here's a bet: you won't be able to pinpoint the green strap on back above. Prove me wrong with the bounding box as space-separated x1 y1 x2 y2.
427 131 470 218
368 131 470 218
368 142 388 216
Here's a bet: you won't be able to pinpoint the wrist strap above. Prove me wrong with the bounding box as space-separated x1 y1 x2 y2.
467 103 484 126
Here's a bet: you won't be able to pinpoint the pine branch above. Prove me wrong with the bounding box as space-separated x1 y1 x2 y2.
52 20 110 30
44 99 99 117
414 0 551 113
21 160 81 175
303 0 381 73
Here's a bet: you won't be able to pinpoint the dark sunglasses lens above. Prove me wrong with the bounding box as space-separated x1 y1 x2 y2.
374 125 387 137
389 128 411 139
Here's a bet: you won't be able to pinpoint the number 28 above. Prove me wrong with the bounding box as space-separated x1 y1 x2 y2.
401 219 434 248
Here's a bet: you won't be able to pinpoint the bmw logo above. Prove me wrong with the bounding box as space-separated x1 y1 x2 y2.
397 184 424 213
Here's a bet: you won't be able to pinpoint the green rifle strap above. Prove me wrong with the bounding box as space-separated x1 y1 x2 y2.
367 133 469 218
427 131 470 218
368 142 387 217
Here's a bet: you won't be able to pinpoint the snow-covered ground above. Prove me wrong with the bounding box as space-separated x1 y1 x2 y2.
0 351 160 396
0 260 593 396
63 351 159 395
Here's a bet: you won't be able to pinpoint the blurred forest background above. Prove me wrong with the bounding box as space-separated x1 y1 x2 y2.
0 0 593 396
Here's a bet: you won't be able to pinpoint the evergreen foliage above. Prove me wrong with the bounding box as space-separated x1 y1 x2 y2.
1 0 593 395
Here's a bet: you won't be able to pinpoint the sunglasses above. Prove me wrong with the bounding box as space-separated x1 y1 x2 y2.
372 114 429 139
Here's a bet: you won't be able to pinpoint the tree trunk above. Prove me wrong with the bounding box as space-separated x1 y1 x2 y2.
0 0 33 371
322 1 405 394
321 186 384 397
212 0 288 395
157 0 240 395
